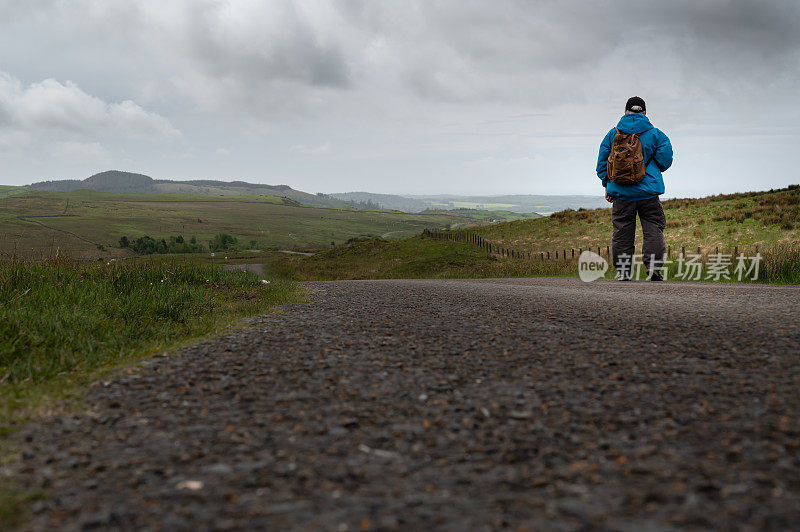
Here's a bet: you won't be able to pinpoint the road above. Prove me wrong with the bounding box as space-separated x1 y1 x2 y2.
11 278 800 530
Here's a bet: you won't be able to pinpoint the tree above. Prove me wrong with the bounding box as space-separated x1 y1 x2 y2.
119 236 129 248
209 233 238 252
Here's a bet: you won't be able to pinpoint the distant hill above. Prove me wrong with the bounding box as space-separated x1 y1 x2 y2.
330 192 430 212
0 189 477 260
409 194 608 214
29 171 353 209
28 171 608 213
28 171 157 194
330 191 607 213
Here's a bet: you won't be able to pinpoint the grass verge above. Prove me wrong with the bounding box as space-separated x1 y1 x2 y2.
264 235 576 281
1 257 301 526
262 234 800 284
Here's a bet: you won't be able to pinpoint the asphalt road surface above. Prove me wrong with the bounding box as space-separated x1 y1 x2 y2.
11 278 800 530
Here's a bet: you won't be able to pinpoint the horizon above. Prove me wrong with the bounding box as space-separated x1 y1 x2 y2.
1 2 798 197
9 169 796 202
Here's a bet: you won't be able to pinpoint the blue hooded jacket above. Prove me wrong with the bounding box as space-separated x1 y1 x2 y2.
596 114 673 201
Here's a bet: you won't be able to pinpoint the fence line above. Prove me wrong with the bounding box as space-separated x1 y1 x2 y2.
422 228 758 262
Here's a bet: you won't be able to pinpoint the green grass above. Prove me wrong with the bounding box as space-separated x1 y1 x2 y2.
263 232 800 284
0 190 479 260
0 186 25 199
265 235 575 281
156 185 800 285
0 257 303 527
471 185 800 256
0 258 301 426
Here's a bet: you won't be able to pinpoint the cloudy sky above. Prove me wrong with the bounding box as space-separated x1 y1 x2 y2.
0 0 798 197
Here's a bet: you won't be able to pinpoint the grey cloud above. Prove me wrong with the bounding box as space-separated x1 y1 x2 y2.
10 1 798 111
180 2 351 89
0 71 180 139
337 1 800 105
0 0 798 195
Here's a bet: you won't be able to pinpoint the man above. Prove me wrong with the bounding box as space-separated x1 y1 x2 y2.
596 96 673 281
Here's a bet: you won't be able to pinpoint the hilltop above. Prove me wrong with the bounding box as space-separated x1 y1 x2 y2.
28 171 353 209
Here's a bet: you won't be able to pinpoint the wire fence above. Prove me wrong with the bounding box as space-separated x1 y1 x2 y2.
423 228 760 262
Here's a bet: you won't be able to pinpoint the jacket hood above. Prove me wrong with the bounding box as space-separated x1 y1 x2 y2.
616 113 654 134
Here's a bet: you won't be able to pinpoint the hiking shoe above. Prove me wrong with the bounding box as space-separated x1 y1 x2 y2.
648 271 664 282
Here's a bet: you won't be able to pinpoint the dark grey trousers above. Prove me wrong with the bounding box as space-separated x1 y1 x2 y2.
611 196 666 276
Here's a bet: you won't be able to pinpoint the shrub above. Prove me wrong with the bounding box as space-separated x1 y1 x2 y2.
209 233 238 252
123 235 204 255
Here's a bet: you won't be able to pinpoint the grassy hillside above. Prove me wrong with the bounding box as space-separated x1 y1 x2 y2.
0 190 475 259
262 235 570 281
262 186 800 284
470 185 800 255
0 186 24 199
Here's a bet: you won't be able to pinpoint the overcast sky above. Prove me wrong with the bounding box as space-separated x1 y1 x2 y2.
0 0 798 197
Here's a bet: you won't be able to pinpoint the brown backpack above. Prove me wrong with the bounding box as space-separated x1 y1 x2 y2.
607 128 645 185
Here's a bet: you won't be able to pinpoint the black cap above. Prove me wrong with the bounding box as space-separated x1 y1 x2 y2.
625 96 646 113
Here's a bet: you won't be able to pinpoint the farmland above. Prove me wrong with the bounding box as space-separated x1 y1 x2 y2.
262 185 800 284
0 190 475 259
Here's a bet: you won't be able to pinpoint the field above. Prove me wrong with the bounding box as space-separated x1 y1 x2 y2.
259 186 800 284
261 233 800 284
0 186 24 199
260 235 580 281
0 190 475 259
469 185 800 255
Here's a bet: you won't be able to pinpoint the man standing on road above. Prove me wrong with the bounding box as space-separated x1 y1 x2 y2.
596 96 673 281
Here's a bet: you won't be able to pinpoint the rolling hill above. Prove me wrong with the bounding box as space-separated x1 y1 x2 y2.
0 185 25 199
0 190 478 259
267 185 800 282
28 171 354 209
26 171 608 214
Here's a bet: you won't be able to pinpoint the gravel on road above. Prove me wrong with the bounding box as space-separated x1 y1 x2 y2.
9 278 800 530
